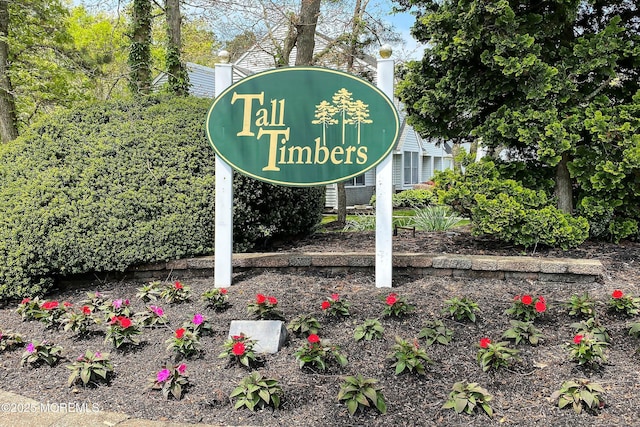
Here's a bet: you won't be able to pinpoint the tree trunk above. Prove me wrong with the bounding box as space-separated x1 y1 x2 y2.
555 152 573 214
337 182 347 225
295 0 321 66
165 0 189 96
129 0 152 95
0 0 18 143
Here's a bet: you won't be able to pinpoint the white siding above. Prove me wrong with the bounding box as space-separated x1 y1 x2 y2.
152 63 216 98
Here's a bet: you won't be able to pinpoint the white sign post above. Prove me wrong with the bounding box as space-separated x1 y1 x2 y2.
375 47 394 288
214 52 233 288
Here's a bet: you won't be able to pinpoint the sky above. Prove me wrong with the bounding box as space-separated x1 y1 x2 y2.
369 0 425 60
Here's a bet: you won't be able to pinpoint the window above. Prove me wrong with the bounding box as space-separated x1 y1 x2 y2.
345 174 365 186
403 152 419 185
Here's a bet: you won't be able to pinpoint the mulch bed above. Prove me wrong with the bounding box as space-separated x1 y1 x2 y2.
1 230 640 426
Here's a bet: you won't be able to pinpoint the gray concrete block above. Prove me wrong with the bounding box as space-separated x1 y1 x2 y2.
228 320 288 354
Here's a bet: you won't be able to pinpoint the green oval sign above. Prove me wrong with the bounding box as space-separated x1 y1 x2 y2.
206 67 399 187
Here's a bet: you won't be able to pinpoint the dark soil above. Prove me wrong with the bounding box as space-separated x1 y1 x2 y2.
1 230 640 426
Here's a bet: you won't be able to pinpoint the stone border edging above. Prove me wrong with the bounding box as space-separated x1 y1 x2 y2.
129 253 603 283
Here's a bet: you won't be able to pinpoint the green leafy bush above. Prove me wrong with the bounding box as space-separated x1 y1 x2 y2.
435 161 588 250
370 188 435 208
0 96 323 300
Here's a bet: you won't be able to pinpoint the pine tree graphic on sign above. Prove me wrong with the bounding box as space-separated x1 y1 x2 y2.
312 100 338 146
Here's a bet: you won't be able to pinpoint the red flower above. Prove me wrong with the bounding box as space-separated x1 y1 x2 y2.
176 328 185 339
174 281 183 289
479 337 491 348
232 335 242 341
220 288 228 295
385 294 398 306
574 334 584 345
307 334 320 344
119 317 132 328
41 301 59 310
535 301 547 313
321 301 331 310
538 295 545 303
256 294 266 304
177 364 187 374
612 289 623 299
63 301 72 308
81 306 92 315
21 298 31 304
232 342 246 356
267 296 278 305
521 295 533 305
330 293 340 301
110 316 120 324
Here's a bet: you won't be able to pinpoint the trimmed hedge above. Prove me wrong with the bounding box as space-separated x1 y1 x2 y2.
0 96 323 300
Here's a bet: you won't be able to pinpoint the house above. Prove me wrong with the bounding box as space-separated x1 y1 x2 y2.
154 27 459 208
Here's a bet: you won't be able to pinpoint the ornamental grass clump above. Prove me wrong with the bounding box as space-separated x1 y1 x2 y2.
354 318 384 341
476 338 520 372
288 314 322 337
149 364 189 400
337 374 387 416
502 320 545 346
67 350 114 387
294 334 347 371
166 327 200 359
105 316 141 349
608 289 640 316
0 330 24 352
230 372 283 411
551 379 605 414
443 381 493 417
568 334 607 369
443 296 480 323
565 292 596 318
21 340 63 367
247 293 285 320
161 281 191 303
381 293 414 318
218 334 258 368
202 287 230 310
506 294 547 321
135 305 169 328
418 319 453 345
388 336 433 375
136 281 162 302
321 293 351 317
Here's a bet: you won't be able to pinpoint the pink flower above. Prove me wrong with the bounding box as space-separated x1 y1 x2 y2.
612 289 624 299
63 301 72 308
513 295 521 301
220 288 228 295
21 298 31 304
175 281 183 290
321 301 331 310
308 334 320 344
232 342 246 356
256 294 266 304
26 343 35 353
267 296 278 305
386 294 397 305
112 299 123 309
176 328 185 339
574 334 584 345
538 295 546 303
95 352 102 358
177 364 187 374
192 313 204 325
330 293 340 301
521 295 533 305
157 369 171 383
150 305 164 316
535 301 547 313
479 337 491 349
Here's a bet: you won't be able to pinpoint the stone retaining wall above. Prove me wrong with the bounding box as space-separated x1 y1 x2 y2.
129 252 603 284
